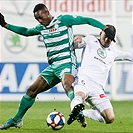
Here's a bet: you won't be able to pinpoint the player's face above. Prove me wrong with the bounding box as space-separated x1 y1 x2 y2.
100 31 112 48
34 9 51 26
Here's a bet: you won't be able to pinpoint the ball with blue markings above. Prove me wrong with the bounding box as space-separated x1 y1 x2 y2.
46 111 65 130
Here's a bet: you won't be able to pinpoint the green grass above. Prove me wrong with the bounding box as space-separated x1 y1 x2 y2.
0 101 133 133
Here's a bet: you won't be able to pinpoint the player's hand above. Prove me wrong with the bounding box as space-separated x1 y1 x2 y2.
0 13 7 27
74 36 85 48
74 36 82 43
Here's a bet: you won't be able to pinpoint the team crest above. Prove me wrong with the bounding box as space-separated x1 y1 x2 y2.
55 24 59 29
97 48 107 58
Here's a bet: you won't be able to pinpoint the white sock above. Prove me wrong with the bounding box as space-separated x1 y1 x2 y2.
71 96 83 111
83 109 106 123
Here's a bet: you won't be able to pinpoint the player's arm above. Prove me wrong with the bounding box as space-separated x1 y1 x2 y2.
0 13 40 36
60 15 105 30
7 24 40 36
115 50 133 62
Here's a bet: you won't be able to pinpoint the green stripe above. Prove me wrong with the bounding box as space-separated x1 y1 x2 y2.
47 47 70 57
48 56 71 64
45 38 69 47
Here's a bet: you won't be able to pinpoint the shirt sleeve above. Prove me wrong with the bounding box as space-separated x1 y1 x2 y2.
7 24 40 36
114 49 133 62
60 15 105 30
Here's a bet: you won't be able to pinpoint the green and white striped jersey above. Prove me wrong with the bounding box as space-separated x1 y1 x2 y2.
7 14 105 66
38 15 77 66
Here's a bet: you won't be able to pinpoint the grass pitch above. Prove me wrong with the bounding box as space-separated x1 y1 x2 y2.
0 101 132 133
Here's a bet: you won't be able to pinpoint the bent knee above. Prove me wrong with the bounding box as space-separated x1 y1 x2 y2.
26 88 37 98
105 116 115 124
75 91 86 101
101 108 115 124
62 75 75 90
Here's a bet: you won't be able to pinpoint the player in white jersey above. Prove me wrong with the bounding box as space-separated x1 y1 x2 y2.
67 25 133 126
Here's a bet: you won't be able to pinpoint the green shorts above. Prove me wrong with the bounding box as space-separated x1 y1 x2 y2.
40 63 78 88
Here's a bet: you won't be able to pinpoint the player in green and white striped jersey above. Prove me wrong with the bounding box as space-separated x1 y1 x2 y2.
0 3 105 129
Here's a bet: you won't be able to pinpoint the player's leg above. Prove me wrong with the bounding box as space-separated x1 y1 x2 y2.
69 92 87 127
0 76 50 130
101 107 115 124
13 65 60 122
83 108 106 123
62 74 75 101
55 62 78 101
67 84 87 127
88 100 114 124
56 63 86 127
70 85 86 110
13 76 51 121
0 66 59 130
84 92 114 124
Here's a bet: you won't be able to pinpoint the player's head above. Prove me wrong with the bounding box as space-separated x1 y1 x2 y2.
100 24 116 48
33 3 52 26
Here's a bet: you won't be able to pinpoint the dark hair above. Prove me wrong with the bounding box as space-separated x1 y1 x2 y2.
103 24 116 42
105 24 116 35
33 3 48 13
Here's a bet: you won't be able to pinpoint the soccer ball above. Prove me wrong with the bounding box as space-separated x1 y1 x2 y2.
46 111 65 130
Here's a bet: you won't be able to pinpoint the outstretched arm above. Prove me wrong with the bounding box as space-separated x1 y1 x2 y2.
115 50 133 62
0 13 40 36
60 15 105 30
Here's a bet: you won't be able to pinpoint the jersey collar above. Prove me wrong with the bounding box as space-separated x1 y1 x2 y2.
46 16 58 28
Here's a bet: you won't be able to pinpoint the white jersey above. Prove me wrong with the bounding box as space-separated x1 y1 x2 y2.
77 35 133 88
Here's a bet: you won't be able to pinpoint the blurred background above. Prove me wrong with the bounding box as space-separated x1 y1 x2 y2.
0 0 132 101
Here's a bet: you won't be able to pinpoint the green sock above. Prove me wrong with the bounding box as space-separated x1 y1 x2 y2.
13 94 35 121
67 90 74 101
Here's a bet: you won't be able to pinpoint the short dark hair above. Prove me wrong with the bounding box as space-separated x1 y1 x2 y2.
33 3 48 13
103 24 116 42
106 25 116 34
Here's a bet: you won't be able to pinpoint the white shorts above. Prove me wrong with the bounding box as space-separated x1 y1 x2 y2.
74 75 113 113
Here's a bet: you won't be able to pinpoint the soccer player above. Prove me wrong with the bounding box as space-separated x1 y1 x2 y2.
0 3 106 129
67 25 133 125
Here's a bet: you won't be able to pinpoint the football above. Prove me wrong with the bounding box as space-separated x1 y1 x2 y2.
46 111 65 130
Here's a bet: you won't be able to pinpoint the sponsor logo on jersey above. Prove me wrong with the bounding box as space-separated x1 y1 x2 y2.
49 28 57 33
97 48 107 58
41 28 59 35
99 94 106 98
94 57 106 64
